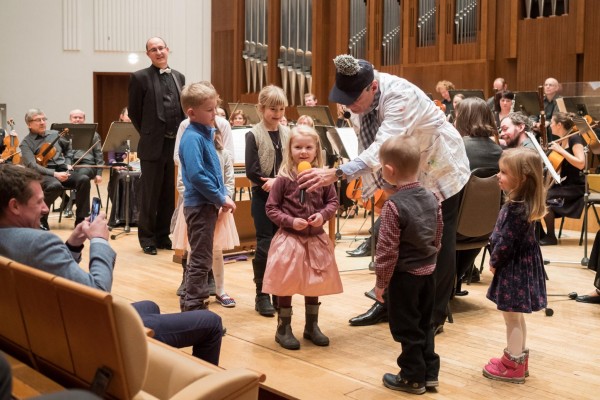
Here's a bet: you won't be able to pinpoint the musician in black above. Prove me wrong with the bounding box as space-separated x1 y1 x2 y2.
63 110 104 218
19 108 91 230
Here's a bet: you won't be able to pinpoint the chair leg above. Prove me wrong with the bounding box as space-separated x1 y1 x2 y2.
96 183 102 209
558 216 565 239
580 203 591 246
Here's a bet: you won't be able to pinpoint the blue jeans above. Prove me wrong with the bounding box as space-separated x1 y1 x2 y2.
131 300 223 365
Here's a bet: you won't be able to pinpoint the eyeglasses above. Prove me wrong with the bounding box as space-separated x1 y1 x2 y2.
147 46 167 54
30 117 48 123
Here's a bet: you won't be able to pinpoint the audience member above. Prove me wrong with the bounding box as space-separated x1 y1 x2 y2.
0 164 223 365
128 37 185 255
19 108 91 229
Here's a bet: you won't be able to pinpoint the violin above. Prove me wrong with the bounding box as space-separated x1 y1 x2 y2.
1 119 21 164
35 128 69 167
434 99 446 113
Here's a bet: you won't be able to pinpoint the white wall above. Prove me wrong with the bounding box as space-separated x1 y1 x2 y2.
0 0 211 136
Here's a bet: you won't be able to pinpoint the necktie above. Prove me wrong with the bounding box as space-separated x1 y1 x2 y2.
160 68 172 74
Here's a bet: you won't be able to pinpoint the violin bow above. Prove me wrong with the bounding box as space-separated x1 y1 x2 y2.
71 139 101 168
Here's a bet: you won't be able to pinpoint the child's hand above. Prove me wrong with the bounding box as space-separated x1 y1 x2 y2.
292 218 309 231
221 196 236 213
260 177 274 192
307 212 324 227
375 286 385 303
489 264 496 275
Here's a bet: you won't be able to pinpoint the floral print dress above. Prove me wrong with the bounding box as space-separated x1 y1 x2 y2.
486 201 547 312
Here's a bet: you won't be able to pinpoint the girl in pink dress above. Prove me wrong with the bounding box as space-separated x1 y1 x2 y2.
263 126 343 350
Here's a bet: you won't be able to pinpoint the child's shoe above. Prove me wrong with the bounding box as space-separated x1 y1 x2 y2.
489 348 529 377
303 303 329 346
483 351 526 383
382 373 425 395
275 307 300 350
215 293 236 308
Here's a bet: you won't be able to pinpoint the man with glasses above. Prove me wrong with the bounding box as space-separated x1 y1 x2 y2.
298 55 470 339
128 37 185 255
19 108 91 230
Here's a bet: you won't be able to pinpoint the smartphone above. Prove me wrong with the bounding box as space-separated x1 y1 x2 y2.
90 197 101 222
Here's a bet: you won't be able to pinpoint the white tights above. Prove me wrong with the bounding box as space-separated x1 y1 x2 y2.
502 311 527 356
212 248 226 296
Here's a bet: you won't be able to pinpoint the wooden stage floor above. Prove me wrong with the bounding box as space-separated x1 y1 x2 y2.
46 191 600 400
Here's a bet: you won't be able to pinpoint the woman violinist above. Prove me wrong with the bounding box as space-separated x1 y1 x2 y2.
539 112 586 246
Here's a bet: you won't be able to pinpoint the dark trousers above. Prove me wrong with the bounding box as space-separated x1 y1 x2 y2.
137 138 175 247
41 172 91 223
131 300 223 365
182 205 218 309
431 191 460 326
388 271 439 383
251 187 278 265
456 248 481 282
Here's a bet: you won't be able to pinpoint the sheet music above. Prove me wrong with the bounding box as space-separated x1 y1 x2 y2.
231 127 252 164
525 131 561 184
336 127 359 160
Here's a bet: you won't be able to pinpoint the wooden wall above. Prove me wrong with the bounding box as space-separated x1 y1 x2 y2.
212 0 600 115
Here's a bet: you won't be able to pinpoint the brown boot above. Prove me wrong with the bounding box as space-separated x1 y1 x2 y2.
303 303 329 346
275 307 300 350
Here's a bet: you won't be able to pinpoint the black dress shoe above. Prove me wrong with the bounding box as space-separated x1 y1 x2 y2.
157 239 172 250
346 240 371 257
539 235 558 246
349 302 388 326
455 290 469 296
143 246 158 255
40 218 50 231
576 294 600 304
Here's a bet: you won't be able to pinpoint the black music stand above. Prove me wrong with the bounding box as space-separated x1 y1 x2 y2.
296 106 336 127
513 91 540 117
228 103 261 124
102 122 139 240
51 123 97 152
449 89 485 100
326 127 374 258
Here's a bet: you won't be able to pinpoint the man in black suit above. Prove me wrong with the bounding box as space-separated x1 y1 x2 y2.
128 37 185 255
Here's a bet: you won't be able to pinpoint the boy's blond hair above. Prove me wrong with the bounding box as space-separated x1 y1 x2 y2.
257 85 288 113
180 82 218 111
379 135 421 178
278 125 324 180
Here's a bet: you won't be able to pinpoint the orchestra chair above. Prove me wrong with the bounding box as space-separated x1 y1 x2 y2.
558 174 600 244
455 168 502 287
0 255 265 400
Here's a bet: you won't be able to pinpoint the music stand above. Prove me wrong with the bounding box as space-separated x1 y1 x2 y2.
513 91 540 117
51 123 97 152
449 89 485 100
228 103 261 124
102 122 139 240
561 96 600 121
296 106 336 127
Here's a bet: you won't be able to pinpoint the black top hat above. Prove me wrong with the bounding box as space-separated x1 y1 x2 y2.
329 55 375 105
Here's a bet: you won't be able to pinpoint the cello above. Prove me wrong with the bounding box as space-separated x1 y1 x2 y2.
35 128 69 167
1 119 21 164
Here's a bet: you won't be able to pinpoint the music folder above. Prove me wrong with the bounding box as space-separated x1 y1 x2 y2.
296 106 336 127
50 123 97 151
326 127 359 161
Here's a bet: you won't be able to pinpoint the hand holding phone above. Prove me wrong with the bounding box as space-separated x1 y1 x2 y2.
90 197 101 222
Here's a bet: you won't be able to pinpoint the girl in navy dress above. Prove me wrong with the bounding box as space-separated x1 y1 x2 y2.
483 147 547 384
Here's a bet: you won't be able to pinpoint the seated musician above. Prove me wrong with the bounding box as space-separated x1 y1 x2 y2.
539 112 586 246
64 109 104 218
19 108 91 230
229 109 249 127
